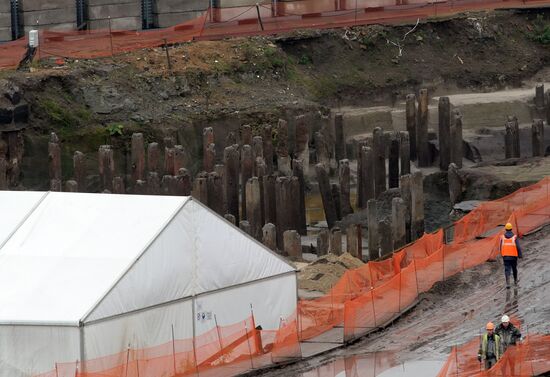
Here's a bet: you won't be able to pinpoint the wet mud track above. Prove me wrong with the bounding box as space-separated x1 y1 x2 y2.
258 225 550 376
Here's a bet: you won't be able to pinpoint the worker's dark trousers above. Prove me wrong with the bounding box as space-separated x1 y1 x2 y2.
503 257 518 282
485 357 497 370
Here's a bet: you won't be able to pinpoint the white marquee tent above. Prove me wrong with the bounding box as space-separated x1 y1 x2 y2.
0 191 297 377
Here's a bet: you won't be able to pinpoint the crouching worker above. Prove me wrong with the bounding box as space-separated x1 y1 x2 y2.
478 322 502 370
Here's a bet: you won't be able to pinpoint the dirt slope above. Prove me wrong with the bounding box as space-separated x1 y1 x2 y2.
258 224 550 376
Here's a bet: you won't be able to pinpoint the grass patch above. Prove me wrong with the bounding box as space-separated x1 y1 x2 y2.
38 99 92 129
530 15 550 44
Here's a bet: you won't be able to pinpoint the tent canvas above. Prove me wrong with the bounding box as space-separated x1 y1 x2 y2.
0 192 297 377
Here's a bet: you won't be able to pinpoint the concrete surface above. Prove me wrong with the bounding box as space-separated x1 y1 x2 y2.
0 12 11 28
154 12 204 28
23 22 77 33
0 1 11 12
154 0 208 13
88 17 140 31
87 3 140 20
22 8 76 26
0 27 11 42
19 0 74 12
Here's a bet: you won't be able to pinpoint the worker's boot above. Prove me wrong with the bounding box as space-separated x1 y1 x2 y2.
505 275 511 289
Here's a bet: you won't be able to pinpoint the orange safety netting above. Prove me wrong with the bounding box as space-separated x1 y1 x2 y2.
35 176 550 377
2 0 550 70
436 333 550 377
34 315 301 377
339 178 550 344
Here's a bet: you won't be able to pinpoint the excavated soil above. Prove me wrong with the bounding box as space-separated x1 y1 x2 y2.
298 253 364 294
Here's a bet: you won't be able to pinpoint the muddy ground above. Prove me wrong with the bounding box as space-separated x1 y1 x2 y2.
259 224 550 376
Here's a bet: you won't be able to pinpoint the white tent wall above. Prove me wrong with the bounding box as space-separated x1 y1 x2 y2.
193 272 297 336
0 191 46 247
82 299 193 372
189 199 295 291
0 324 79 377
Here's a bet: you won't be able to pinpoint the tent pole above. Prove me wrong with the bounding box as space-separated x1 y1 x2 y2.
171 324 177 375
214 314 225 363
192 296 200 376
79 324 86 375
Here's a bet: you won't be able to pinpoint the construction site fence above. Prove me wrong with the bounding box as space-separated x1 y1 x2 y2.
2 0 550 70
436 333 550 377
34 176 550 377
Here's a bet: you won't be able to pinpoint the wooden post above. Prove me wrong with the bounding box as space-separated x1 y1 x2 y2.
438 96 452 171
316 163 338 229
295 115 310 176
417 89 430 167
48 132 62 182
339 159 353 217
405 94 417 160
147 142 160 173
98 145 115 192
131 133 145 182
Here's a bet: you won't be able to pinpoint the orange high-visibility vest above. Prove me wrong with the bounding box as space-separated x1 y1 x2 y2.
501 235 518 257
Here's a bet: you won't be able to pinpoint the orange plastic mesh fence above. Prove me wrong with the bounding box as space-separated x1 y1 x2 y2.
436 334 550 377
2 0 550 70
341 178 550 343
35 178 550 377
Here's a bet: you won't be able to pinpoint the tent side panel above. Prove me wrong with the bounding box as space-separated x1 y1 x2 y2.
190 200 295 295
83 298 193 372
86 206 195 322
194 273 297 336
0 325 79 377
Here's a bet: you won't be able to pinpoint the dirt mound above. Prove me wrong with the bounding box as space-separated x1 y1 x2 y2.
298 253 364 293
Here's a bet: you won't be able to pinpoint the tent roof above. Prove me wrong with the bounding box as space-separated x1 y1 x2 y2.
0 192 294 326
0 191 46 247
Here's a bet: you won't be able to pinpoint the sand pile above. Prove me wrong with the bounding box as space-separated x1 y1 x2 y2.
298 253 364 294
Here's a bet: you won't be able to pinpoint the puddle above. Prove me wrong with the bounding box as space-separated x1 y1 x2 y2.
297 352 444 377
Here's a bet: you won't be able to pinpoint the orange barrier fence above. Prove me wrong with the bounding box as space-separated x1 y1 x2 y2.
337 177 550 344
35 177 550 377
2 0 550 70
34 315 301 377
436 334 550 377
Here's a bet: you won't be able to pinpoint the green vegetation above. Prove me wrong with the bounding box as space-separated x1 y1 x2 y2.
38 99 91 129
105 123 124 137
530 15 550 44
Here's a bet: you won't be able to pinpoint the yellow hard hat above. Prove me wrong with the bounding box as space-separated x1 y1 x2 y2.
505 223 513 230
486 322 495 330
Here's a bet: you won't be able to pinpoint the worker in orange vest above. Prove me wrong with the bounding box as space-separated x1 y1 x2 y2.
499 223 523 288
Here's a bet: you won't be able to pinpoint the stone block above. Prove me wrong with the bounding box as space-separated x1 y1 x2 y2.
19 0 74 11
22 8 77 26
0 12 12 28
88 0 137 5
88 3 140 20
154 0 208 13
0 1 11 12
0 27 11 42
88 17 140 31
154 12 204 28
23 22 76 33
